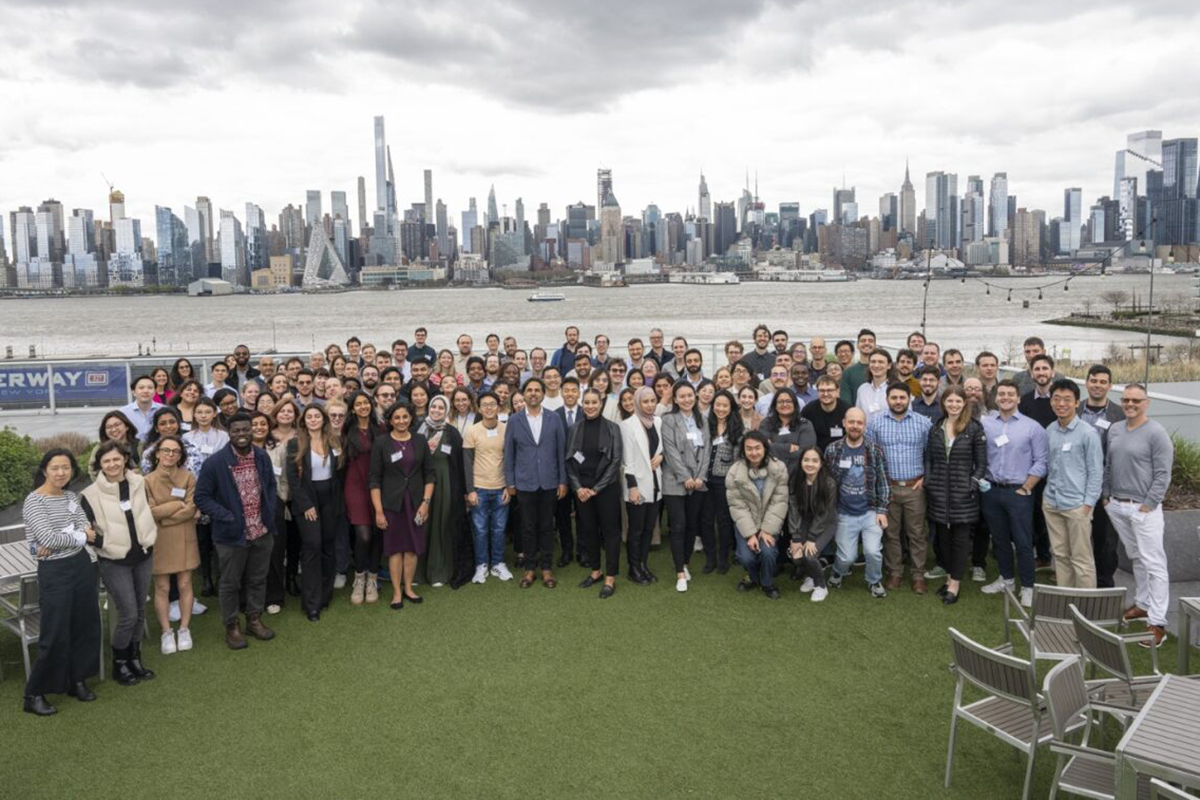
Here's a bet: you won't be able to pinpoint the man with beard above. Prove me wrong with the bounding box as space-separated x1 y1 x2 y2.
228 344 260 390
359 365 380 395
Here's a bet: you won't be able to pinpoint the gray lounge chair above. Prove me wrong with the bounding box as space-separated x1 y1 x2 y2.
1003 584 1127 662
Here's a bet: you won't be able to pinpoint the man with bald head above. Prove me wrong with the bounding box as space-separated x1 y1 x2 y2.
823 407 890 598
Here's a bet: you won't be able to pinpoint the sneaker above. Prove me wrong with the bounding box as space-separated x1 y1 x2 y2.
683 566 692 581
923 566 947 580
1019 587 1033 608
472 565 488 584
799 577 815 593
365 575 379 603
980 577 1014 595
176 628 193 651
869 582 887 599
266 604 281 615
350 572 366 606
492 563 514 581
693 537 704 552
811 586 828 603
971 566 987 583
168 600 181 623
827 572 844 589
334 573 347 589
191 598 207 615
160 630 177 655
675 577 688 593
432 582 444 588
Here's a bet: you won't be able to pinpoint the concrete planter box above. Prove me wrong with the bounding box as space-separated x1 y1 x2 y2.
1117 509 1200 582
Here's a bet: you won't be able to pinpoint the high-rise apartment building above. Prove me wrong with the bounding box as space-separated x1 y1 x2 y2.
195 196 215 264
924 171 958 249
461 198 477 251
1062 187 1083 252
1159 137 1198 245
988 173 1008 239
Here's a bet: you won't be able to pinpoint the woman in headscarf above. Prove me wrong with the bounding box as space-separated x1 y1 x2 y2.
416 395 467 588
619 386 664 585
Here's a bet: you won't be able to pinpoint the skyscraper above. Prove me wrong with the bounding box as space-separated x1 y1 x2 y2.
899 160 916 235
1113 130 1163 199
1159 137 1198 245
878 193 897 232
599 190 623 265
713 202 737 255
961 177 984 245
487 185 499 227
435 199 448 259
109 190 126 224
331 191 349 227
423 170 433 223
357 176 368 235
305 190 322 234
218 211 246 285
597 168 613 213
833 187 856 225
989 173 1009 239
195 196 215 264
461 198 477 251
374 116 388 222
1062 187 1083 253
698 173 711 220
925 171 958 249
155 206 190 286
245 202 267 272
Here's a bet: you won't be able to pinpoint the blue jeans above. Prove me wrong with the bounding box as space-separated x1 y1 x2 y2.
981 485 1035 587
833 511 883 586
735 535 779 588
471 489 510 567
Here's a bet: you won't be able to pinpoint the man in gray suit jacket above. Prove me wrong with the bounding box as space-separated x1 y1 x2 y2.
504 378 568 588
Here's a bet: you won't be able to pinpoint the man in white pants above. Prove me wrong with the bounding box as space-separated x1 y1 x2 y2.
1102 383 1174 648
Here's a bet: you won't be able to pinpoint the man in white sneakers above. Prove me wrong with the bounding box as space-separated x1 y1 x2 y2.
463 392 513 583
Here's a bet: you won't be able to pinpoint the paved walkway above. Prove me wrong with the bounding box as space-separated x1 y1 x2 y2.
0 410 105 439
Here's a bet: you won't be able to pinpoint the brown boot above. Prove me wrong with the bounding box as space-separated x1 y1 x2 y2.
884 573 903 590
911 577 928 595
245 613 275 641
225 622 247 650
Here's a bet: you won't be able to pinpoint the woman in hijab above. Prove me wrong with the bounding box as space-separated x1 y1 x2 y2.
416 396 467 588
619 386 664 585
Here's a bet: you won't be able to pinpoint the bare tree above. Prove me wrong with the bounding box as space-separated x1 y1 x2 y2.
1099 289 1129 315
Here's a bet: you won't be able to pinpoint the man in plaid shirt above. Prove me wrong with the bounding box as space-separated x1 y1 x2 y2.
824 407 891 598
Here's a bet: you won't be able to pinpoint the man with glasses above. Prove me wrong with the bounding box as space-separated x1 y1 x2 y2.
801 376 849 450
390 339 411 380
591 334 613 370
1042 379 1103 588
1103 384 1174 648
646 328 670 368
293 370 320 408
408 327 435 365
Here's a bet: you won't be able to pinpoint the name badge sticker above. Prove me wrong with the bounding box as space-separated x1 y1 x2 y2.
779 426 790 435
486 428 498 438
119 500 132 512
839 458 852 469
830 426 844 438
994 434 1010 447
441 444 452 455
273 465 283 476
171 487 187 498
573 451 585 464
713 435 726 446
1096 419 1111 430
1061 442 1072 452
68 500 79 514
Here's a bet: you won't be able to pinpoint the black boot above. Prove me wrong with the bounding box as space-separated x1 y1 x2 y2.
112 646 140 686
199 550 216 597
641 561 658 583
127 642 156 681
67 681 96 702
23 695 57 716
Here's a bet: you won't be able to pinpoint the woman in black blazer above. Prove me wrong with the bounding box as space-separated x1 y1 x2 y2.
566 388 624 598
286 404 346 621
923 386 988 605
369 401 436 609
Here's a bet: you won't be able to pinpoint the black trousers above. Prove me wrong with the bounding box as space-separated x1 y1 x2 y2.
266 500 290 606
296 479 339 614
1032 482 1050 561
517 489 557 571
576 483 623 577
555 493 576 560
971 515 991 570
626 499 659 571
934 521 972 581
452 513 474 581
353 523 382 574
25 550 101 697
700 476 736 568
665 492 705 572
1091 502 1118 588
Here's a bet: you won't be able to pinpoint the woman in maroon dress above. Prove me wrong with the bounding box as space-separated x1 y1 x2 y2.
369 401 435 610
342 391 381 605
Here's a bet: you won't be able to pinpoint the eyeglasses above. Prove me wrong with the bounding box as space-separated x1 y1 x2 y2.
158 447 182 455
1121 398 1147 405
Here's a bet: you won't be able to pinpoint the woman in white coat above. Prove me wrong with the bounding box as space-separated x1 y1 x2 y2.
620 386 663 585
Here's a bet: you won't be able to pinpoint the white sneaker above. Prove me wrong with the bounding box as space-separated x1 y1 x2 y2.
811 586 828 602
492 563 514 581
191 598 207 615
693 537 704 552
971 566 987 582
675 577 688 592
176 628 193 651
980 577 1014 595
799 577 816 593
161 630 177 655
1020 587 1033 608
168 600 181 622
334 573 347 589
432 582 444 588
472 565 488 584
683 566 692 581
266 604 281 615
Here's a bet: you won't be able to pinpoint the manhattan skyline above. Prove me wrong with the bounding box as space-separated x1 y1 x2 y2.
1 0 1198 223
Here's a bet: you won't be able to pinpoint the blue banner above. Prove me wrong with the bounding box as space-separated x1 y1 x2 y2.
0 364 128 406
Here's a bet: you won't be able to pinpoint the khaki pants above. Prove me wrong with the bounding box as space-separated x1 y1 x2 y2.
885 483 926 578
1042 503 1096 589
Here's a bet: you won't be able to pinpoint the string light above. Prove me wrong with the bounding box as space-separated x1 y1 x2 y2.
1037 289 1043 300
1007 289 1012 302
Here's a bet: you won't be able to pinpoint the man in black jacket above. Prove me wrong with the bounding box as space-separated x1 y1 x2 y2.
1077 364 1125 587
227 344 261 390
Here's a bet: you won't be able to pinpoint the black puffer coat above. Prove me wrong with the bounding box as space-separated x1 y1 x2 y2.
923 418 987 525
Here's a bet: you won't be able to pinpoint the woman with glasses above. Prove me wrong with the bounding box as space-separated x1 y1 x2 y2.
145 434 200 654
169 358 196 391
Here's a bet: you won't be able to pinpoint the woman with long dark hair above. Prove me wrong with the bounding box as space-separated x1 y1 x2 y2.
788 446 837 602
736 385 762 432
660 382 710 592
568 388 624 599
139 406 193 475
265 401 299 609
98 410 141 466
169 358 196 391
923 385 988 605
701 389 743 574
182 397 227 598
145 434 200 652
21 449 101 716
342 391 381 604
726 431 790 600
286 403 345 621
170 379 203 430
213 388 240 430
758 387 817 477
150 367 175 405
448 388 477 436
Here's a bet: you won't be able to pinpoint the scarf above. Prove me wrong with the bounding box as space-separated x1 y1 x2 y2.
421 395 449 450
633 386 657 429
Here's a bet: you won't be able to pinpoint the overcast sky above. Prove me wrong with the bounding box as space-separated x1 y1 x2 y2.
2 0 1198 234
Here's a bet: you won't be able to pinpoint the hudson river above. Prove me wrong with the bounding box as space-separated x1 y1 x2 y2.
0 274 1193 361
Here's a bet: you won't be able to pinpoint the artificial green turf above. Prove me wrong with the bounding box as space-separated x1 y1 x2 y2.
0 550 1178 799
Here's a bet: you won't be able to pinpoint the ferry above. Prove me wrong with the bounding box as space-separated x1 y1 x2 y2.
527 291 566 302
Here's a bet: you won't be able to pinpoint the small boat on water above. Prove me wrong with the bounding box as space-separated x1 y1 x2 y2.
528 291 566 302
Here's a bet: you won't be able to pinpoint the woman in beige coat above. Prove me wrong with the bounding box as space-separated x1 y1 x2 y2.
725 430 790 600
145 434 199 655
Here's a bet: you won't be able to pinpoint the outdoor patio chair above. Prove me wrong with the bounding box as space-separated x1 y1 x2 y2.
1003 584 1127 662
1068 603 1166 722
1150 778 1200 799
0 574 41 680
946 626 1085 800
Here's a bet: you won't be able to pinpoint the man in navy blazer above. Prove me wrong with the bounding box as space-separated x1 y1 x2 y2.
504 377 568 587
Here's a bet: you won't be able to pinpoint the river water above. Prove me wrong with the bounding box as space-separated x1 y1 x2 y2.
0 274 1193 362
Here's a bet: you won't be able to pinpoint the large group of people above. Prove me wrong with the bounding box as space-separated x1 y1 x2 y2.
20 323 1176 717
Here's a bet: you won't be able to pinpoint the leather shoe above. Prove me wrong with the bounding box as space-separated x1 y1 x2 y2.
628 565 651 586
225 622 248 650
556 554 572 568
762 585 782 600
598 583 615 599
23 695 57 716
246 613 275 641
67 681 96 702
936 584 949 597
942 591 959 605
1139 625 1167 649
306 611 320 622
884 574 903 591
641 563 658 583
1123 605 1148 622
519 572 536 589
404 593 424 604
737 578 759 593
912 577 927 595
578 573 604 589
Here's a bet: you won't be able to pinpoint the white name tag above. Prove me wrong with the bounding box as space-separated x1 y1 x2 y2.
62 524 77 536
830 427 844 438
441 444 452 455
390 451 403 463
689 431 704 446
1061 442 1072 452
1096 419 1111 430
839 458 852 469
779 426 790 435
119 500 132 512
573 451 586 464
713 435 726 446
200 446 213 455
486 428 498 438
68 500 78 514
994 434 1010 447
868 404 880 413
171 487 187 498
273 465 283 476
180 422 191 431
498 413 509 422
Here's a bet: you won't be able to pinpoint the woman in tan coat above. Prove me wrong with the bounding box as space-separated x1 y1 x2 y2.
145 434 200 655
725 430 790 600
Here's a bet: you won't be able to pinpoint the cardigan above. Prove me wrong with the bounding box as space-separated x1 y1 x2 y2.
368 432 436 512
725 458 790 539
660 411 711 496
923 418 988 525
